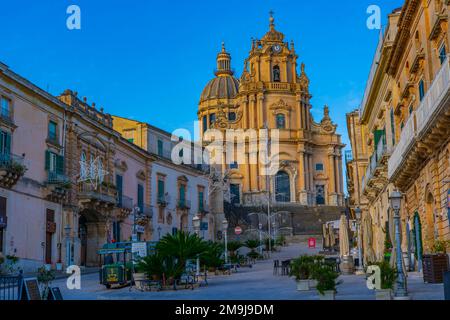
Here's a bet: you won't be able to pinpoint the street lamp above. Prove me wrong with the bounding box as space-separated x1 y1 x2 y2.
258 223 263 256
192 215 201 277
222 219 229 265
389 190 408 299
157 226 162 240
354 207 364 274
64 224 71 268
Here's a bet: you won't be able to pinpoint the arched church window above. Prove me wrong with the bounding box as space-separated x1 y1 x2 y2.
275 171 290 203
276 114 286 129
273 65 281 82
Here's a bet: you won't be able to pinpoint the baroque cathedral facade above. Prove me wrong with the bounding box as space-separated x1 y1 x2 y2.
198 15 345 207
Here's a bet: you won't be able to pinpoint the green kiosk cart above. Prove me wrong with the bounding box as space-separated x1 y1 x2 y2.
98 242 157 289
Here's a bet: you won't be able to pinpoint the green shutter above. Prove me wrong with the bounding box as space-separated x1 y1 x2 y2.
373 129 385 147
5 133 11 155
138 184 144 211
45 150 50 170
56 155 64 174
158 180 164 199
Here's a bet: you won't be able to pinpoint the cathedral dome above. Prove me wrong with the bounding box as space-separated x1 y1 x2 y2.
200 43 239 103
200 75 239 103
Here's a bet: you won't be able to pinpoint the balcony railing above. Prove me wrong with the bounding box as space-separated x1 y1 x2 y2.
362 137 390 193
199 201 209 214
0 109 13 124
47 171 71 185
78 181 117 204
177 199 191 209
140 204 153 218
268 82 291 91
388 56 450 179
0 153 25 169
118 195 133 210
157 194 169 206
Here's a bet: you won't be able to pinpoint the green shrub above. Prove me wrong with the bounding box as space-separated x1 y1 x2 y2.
201 241 225 269
373 261 396 290
290 255 315 281
312 265 341 295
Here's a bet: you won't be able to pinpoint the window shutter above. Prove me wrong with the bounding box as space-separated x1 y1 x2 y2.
5 133 11 155
56 155 64 175
158 180 164 198
45 150 50 170
138 184 144 211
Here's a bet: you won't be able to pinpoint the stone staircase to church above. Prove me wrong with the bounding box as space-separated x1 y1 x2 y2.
241 204 345 237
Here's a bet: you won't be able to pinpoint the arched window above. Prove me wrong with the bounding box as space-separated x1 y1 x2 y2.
273 65 281 82
276 114 286 129
275 171 290 202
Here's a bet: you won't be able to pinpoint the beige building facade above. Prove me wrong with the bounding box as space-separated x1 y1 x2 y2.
198 15 345 208
0 63 154 271
347 0 450 266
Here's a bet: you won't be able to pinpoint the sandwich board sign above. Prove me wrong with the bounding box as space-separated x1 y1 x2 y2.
21 278 41 300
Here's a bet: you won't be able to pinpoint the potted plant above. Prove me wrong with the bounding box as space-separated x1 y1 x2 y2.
312 265 341 300
309 255 325 288
37 266 55 300
290 255 314 291
423 240 450 283
372 261 396 300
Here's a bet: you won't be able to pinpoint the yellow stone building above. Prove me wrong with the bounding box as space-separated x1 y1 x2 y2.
348 0 450 266
198 15 345 207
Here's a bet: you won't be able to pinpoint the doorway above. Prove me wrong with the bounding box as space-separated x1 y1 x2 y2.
79 216 88 266
316 185 325 205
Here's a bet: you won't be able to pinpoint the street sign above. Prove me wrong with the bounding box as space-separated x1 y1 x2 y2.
234 226 242 235
132 242 147 258
135 225 145 233
308 237 316 249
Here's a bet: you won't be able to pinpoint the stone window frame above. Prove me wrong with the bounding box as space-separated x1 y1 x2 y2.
177 175 189 209
0 90 14 126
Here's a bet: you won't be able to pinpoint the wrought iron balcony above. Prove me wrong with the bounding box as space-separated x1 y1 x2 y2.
177 199 191 210
362 137 391 195
0 153 27 188
199 201 209 214
389 56 450 182
77 181 118 207
117 195 133 211
157 194 169 206
47 171 71 186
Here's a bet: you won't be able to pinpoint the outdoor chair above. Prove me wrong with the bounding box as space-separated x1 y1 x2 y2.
281 260 291 276
273 260 282 275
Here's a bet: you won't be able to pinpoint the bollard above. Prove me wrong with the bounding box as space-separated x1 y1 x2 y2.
444 271 450 300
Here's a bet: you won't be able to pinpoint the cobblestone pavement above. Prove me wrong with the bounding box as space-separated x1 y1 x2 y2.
54 243 445 300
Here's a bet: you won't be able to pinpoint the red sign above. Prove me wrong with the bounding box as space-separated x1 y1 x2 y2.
308 237 316 249
234 226 243 235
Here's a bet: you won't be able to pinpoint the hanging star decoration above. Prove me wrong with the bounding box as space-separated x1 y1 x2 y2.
77 156 109 189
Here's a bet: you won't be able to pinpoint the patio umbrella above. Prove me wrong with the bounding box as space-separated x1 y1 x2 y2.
362 213 376 264
328 222 335 248
339 215 350 258
323 224 330 248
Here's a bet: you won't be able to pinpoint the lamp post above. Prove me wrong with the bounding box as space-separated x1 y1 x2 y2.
157 226 162 240
389 190 408 299
258 223 263 256
355 207 364 274
222 219 229 265
132 206 140 242
192 215 201 277
64 224 71 267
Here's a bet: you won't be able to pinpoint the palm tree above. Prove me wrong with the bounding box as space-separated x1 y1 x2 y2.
245 239 260 251
200 241 224 270
157 231 208 279
226 241 243 258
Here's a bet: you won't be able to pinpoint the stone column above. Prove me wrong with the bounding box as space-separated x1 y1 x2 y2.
250 95 257 129
328 148 337 206
257 94 265 128
308 153 314 205
297 148 308 205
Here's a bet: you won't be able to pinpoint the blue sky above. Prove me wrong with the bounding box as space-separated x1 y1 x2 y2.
0 0 403 187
